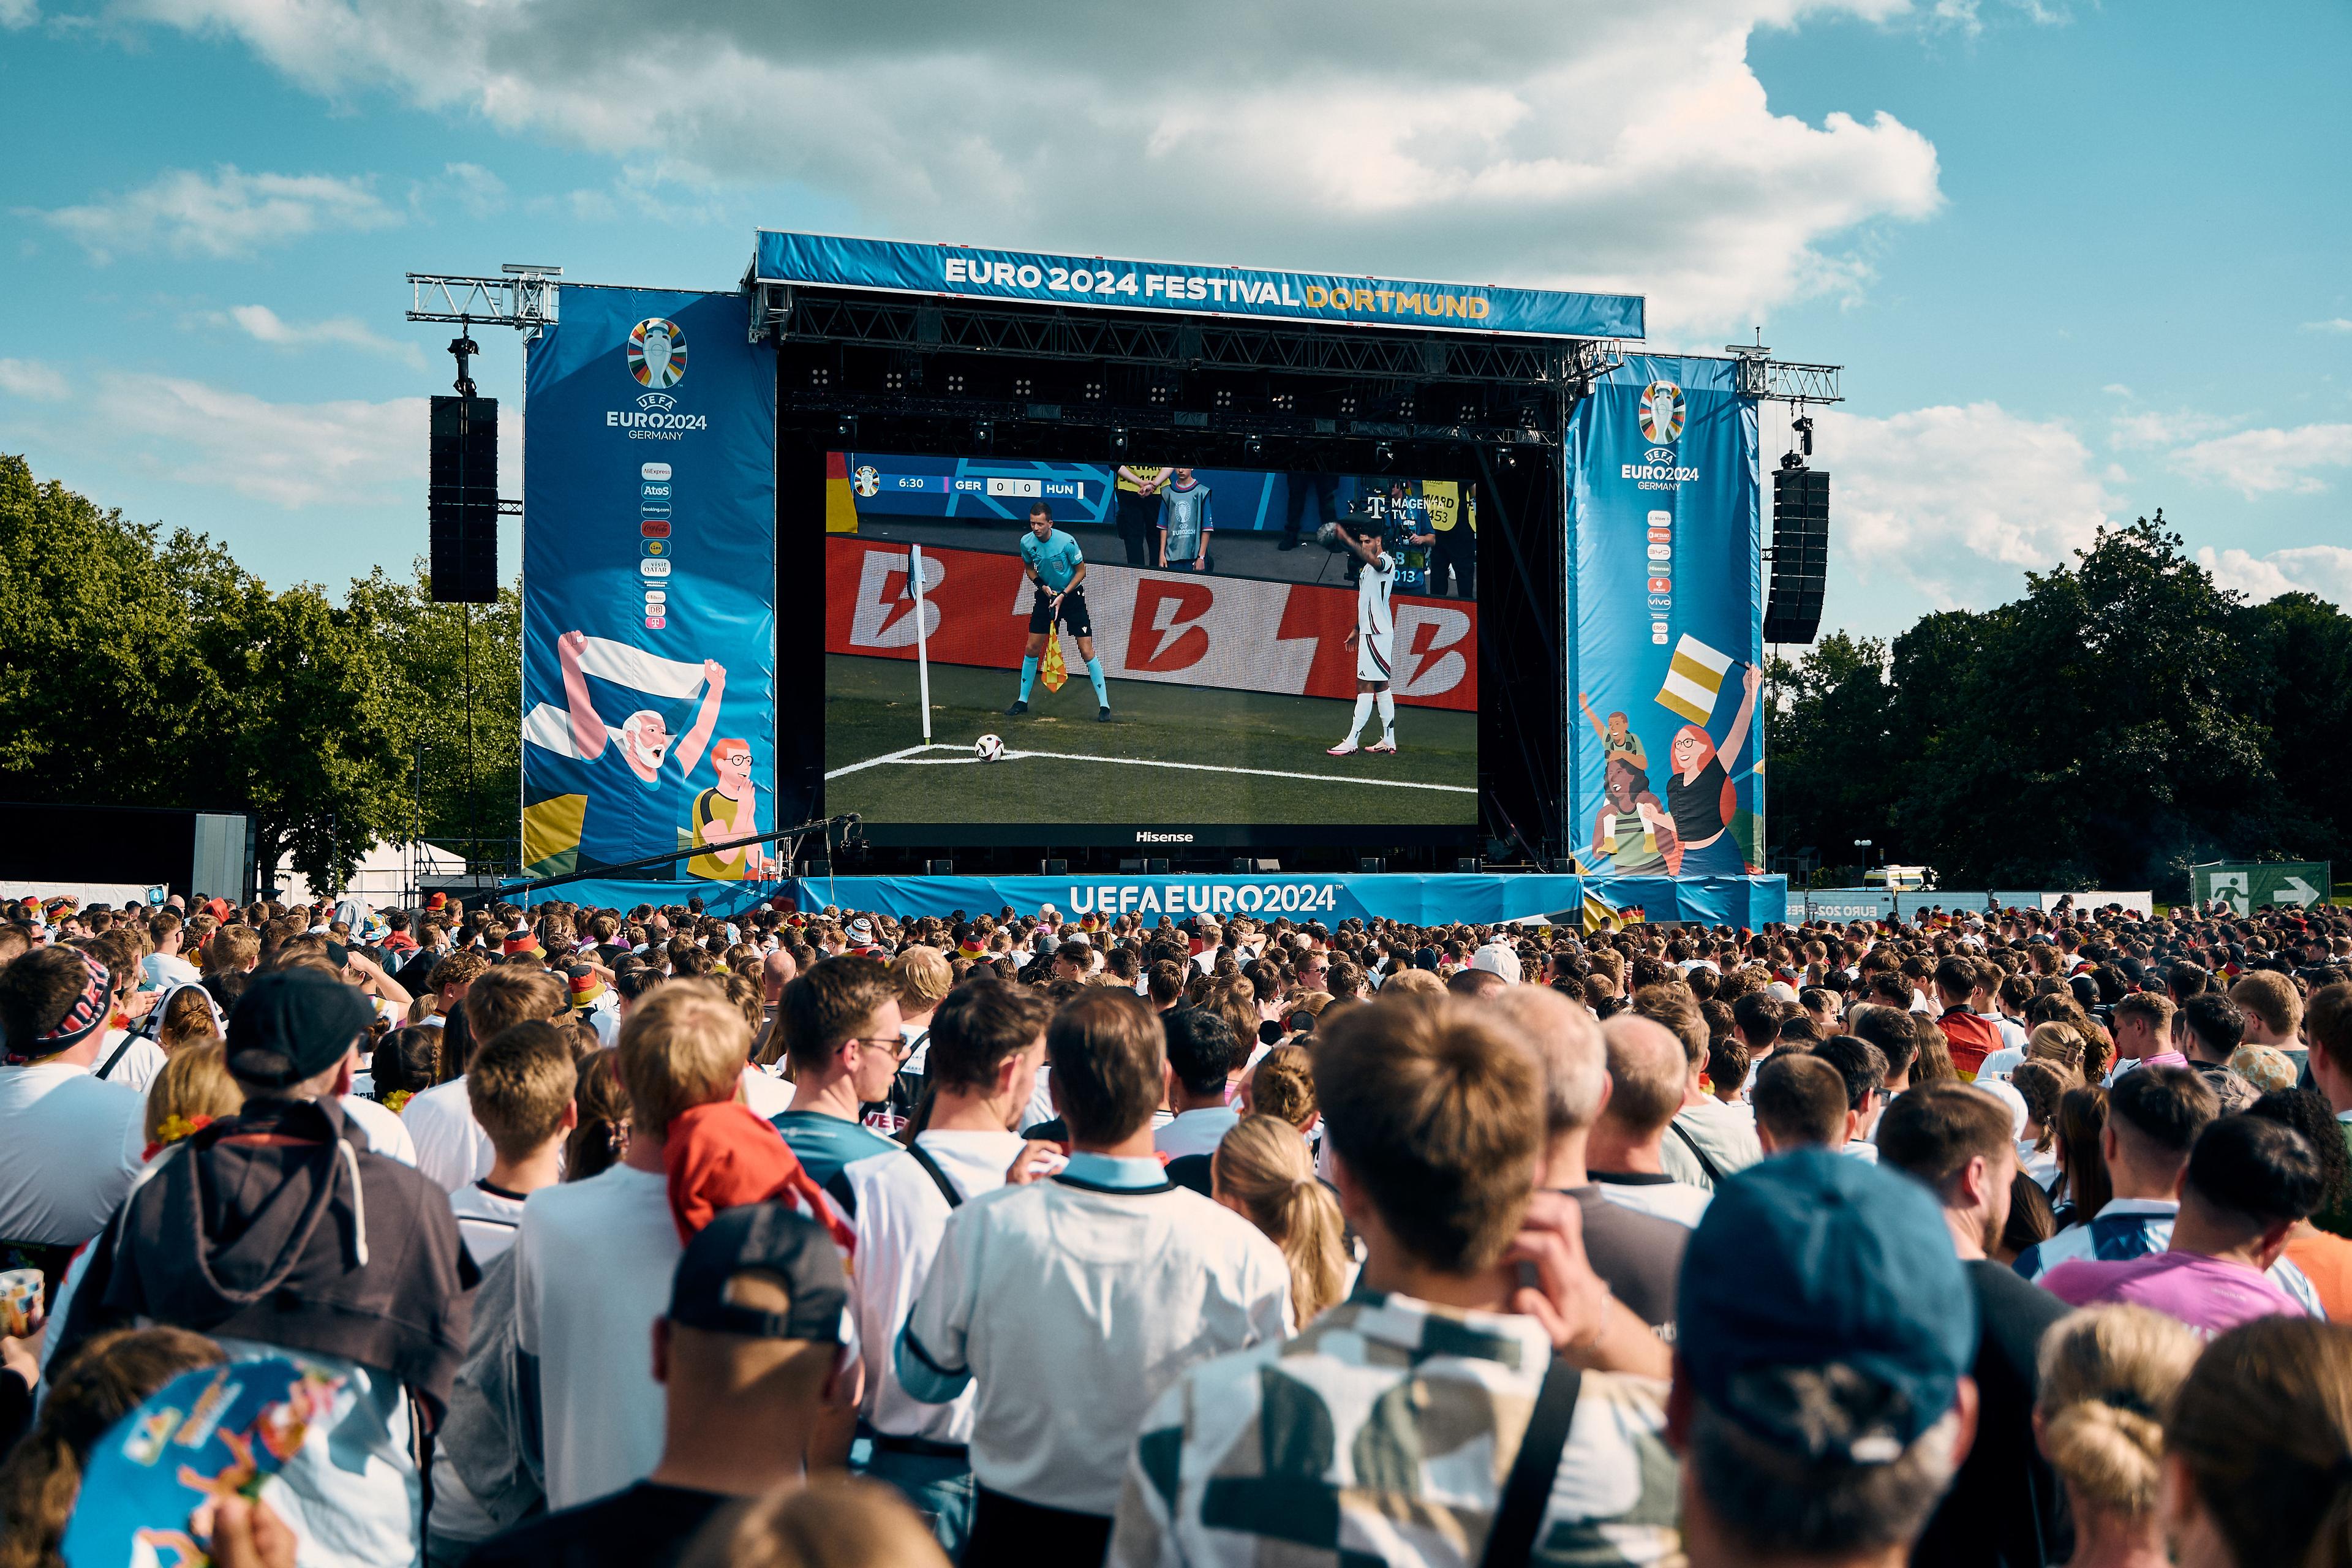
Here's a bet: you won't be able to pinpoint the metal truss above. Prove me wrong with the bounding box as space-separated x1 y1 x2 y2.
755 284 1593 386
788 387 1562 449
407 270 561 339
1730 355 1843 404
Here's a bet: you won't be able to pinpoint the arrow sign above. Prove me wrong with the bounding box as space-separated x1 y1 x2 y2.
2278 875 2320 907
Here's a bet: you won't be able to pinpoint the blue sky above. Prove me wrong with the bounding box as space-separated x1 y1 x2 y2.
2 0 2345 638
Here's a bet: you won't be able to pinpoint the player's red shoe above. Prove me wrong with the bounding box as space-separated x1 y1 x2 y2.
1327 739 1360 756
1367 738 1397 754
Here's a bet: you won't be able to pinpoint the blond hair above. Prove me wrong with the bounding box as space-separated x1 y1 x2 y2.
2026 1020 2086 1081
2231 971 2304 1039
891 946 953 1014
620 979 751 1134
1380 968 1444 999
1213 1115 1348 1325
143 1043 244 1147
2036 1305 2197 1517
2168 1317 2352 1568
464 965 568 1043
467 1020 580 1161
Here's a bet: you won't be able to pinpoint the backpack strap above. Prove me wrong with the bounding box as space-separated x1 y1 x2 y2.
94 1031 140 1082
905 1142 964 1208
1481 1355 1583 1568
1668 1118 1728 1186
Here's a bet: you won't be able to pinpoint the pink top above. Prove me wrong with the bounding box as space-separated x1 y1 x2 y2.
2041 1251 2307 1337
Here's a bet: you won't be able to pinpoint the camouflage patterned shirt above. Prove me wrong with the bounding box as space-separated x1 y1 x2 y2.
1108 1289 1683 1567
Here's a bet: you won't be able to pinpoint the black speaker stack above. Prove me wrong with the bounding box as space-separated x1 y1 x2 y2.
1763 458 1830 644
429 396 500 603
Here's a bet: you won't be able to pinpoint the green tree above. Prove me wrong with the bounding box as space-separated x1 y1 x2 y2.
1761 631 1900 876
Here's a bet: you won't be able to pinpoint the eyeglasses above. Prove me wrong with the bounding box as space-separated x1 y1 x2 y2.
848 1035 911 1059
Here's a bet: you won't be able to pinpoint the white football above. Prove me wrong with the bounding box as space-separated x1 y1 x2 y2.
974 734 1005 762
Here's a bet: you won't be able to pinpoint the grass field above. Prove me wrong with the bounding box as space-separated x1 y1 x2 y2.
823 653 1476 824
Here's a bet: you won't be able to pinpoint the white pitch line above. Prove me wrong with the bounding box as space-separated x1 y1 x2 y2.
832 742 1473 794
823 745 928 780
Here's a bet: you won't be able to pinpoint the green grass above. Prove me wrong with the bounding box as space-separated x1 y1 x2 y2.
823 653 1476 824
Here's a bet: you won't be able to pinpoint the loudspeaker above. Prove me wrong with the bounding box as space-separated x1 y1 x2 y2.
1764 463 1830 644
429 396 500 603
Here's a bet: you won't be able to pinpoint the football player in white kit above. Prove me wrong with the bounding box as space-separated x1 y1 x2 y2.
1328 516 1398 755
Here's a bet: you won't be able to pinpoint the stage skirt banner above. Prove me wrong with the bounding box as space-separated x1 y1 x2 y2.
1568 355 1763 884
520 286 779 883
827 535 1477 710
753 231 1645 341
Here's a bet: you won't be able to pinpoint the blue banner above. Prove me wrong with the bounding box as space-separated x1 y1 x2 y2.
508 872 1786 931
1568 355 1763 884
520 287 778 883
755 231 1645 341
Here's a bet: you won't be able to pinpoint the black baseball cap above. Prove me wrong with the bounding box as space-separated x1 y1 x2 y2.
668 1202 849 1344
227 968 375 1090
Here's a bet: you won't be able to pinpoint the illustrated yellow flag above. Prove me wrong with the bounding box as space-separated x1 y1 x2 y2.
1039 626 1069 693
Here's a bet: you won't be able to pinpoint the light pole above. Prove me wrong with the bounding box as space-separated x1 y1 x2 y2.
1854 839 1874 878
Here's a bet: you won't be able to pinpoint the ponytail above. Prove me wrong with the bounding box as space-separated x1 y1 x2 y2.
1213 1115 1351 1327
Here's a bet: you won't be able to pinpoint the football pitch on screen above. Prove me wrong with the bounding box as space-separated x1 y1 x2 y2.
823 654 1477 825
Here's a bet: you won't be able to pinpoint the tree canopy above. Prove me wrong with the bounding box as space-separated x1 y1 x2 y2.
0 453 519 892
1765 513 2352 895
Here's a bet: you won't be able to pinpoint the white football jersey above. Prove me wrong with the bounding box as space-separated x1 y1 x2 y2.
1357 551 1396 641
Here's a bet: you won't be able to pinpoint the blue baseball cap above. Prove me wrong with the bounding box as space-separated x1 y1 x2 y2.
1677 1148 1977 1464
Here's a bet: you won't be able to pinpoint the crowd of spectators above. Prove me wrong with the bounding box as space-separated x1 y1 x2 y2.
2 884 2351 1567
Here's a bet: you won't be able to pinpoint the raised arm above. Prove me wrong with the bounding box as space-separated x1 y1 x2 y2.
1577 692 1607 742
1714 662 1762 774
674 662 726 774
559 631 606 760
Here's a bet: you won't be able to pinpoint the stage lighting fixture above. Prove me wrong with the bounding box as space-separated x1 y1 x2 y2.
1243 434 1262 456
884 369 905 391
1085 379 1104 401
1014 376 1034 397
808 366 831 388
1338 394 1359 415
1109 428 1128 454
1148 382 1172 405
1272 392 1295 412
946 372 967 394
1375 442 1394 467
1213 388 1233 409
1792 413 1815 458
973 420 993 447
1396 396 1414 418
835 415 857 440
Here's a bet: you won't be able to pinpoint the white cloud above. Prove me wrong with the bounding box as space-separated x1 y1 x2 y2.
213 304 425 364
2101 383 2133 397
433 162 507 220
33 165 400 261
0 358 69 399
2198 545 2352 609
2109 408 2239 448
110 0 1950 331
0 0 37 28
1818 401 2115 603
2301 318 2352 334
89 371 423 508
2171 424 2352 497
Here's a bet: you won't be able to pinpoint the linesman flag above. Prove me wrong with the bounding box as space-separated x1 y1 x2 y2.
1656 633 1732 725
1039 626 1069 693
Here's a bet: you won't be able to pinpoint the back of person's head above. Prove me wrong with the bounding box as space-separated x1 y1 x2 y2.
891 946 952 1017
2166 961 2209 1002
2035 1305 2199 1520
156 986 221 1052
1676 1151 1976 1561
142 1042 244 1150
1045 988 1166 1145
1877 1082 2013 1204
1630 982 1706 1071
2026 1020 2086 1079
781 956 897 1077
1313 992 1542 1274
924 981 1050 1096
1483 984 1605 1140
1850 1004 1917 1079
1752 1054 1850 1151
659 1204 847 1439
679 1477 949 1568
620 979 751 1136
0 946 107 1060
1212 1114 1348 1325
2005 1168 2059 1259
2057 1084 2114 1215
1598 1013 1687 1137
0 1327 226 1568
1248 1044 1317 1130
464 964 568 1044
2107 1064 2217 1168
1814 1033 1888 1112
1932 955 1978 1001
2183 1113 2322 1234
2167 1317 2352 1568
2250 1088 2352 1222
2309 983 2352 1082
2179 992 2245 1063
1163 1006 1243 1098
2230 970 2302 1039
566 1046 631 1182
468 1020 579 1162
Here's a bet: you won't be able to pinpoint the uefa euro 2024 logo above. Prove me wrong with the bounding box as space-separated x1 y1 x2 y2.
627 318 688 390
1639 380 1684 444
